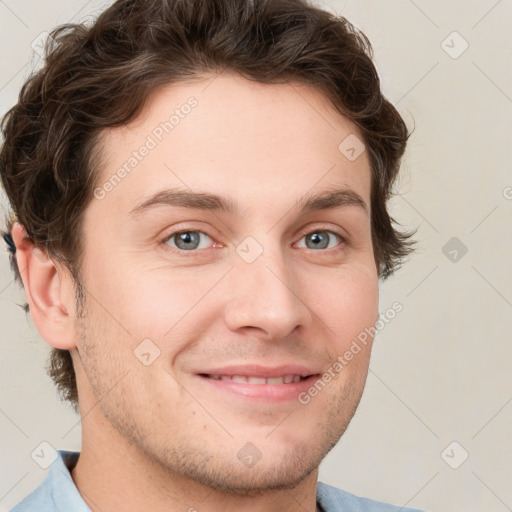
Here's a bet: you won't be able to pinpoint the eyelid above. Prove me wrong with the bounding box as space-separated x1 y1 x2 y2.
294 223 348 244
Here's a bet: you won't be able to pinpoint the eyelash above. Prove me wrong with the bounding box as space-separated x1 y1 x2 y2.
160 227 346 256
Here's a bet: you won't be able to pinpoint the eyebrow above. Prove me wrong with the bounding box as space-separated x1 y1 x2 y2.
128 187 369 219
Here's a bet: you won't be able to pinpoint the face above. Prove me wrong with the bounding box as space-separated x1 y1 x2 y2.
72 72 379 494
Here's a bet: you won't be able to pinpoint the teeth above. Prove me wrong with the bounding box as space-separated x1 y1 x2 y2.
266 377 285 385
209 374 304 384
247 377 267 384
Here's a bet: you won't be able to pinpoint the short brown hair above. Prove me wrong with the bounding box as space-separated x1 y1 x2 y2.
0 0 416 413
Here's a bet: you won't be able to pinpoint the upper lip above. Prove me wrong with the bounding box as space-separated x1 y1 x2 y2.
196 364 320 378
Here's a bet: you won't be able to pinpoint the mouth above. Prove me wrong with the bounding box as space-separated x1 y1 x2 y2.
199 373 310 384
195 372 321 402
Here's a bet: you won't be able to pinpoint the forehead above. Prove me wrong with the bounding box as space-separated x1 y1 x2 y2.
92 72 371 219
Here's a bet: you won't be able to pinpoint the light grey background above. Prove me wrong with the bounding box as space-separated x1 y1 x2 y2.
1 1 511 511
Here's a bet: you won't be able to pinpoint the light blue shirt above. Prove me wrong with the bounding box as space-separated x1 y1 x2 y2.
10 450 427 512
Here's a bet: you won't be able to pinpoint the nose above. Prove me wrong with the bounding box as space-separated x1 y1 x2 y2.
223 248 312 341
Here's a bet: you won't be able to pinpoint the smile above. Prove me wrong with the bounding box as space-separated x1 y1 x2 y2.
205 374 305 384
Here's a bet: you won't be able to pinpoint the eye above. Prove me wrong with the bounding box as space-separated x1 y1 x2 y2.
162 230 216 252
296 230 344 251
160 227 345 255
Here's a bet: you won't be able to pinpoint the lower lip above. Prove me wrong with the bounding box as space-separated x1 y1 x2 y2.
195 374 320 402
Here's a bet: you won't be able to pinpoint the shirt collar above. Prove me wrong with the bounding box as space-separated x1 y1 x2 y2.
46 450 91 511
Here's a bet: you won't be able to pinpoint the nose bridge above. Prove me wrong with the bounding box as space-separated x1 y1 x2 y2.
223 239 311 339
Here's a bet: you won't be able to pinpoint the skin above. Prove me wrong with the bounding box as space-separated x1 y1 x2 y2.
12 71 379 512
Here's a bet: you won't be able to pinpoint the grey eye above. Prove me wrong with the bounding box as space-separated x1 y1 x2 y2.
166 231 212 251
301 231 341 250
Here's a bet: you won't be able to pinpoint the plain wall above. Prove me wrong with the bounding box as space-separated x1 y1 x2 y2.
1 1 511 511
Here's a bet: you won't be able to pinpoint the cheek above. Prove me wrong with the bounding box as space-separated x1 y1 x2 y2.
84 247 190 331
314 267 378 350
93 264 222 359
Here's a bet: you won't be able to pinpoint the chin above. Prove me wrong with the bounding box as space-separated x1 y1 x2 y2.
155 435 329 496
191 458 319 496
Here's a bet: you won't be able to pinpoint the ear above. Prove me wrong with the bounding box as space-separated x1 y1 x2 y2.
11 222 77 350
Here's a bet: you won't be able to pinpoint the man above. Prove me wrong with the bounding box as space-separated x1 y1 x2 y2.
2 0 422 510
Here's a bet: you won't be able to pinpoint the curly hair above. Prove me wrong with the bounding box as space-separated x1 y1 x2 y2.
0 0 416 413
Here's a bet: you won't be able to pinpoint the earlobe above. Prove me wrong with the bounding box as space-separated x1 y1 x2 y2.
11 222 77 350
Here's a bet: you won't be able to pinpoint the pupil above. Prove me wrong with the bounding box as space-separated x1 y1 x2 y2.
178 232 198 249
309 232 327 249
